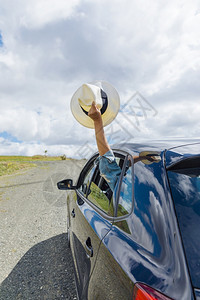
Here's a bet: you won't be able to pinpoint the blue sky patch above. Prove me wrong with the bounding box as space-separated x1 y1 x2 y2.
0 33 3 47
0 131 22 143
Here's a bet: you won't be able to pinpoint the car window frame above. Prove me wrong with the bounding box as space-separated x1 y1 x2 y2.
76 153 99 191
76 149 134 221
114 153 134 220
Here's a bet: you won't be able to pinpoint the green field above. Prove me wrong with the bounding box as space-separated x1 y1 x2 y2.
0 155 67 176
0 155 66 162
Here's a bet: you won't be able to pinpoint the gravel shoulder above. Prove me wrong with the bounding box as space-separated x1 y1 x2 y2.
0 159 85 300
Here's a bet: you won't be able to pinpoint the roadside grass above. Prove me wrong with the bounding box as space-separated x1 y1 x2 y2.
0 155 68 177
0 162 36 177
0 155 67 162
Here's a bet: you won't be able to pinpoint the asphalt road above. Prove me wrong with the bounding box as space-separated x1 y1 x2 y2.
0 159 85 300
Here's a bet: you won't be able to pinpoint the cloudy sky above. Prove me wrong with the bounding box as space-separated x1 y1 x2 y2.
0 0 200 158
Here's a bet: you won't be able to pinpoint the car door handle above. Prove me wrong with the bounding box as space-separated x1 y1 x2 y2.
85 237 93 258
71 209 75 218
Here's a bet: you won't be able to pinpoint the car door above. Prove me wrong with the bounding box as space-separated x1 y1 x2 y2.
69 152 125 299
86 153 134 300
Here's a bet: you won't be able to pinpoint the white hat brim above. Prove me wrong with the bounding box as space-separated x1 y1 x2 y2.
70 80 120 129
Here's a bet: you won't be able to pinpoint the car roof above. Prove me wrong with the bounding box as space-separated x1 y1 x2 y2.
113 138 199 152
112 138 200 167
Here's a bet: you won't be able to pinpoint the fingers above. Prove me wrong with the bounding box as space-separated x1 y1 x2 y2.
89 101 96 112
89 101 100 114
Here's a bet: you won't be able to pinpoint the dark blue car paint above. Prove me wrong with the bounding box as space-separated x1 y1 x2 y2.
101 151 194 299
195 289 200 300
64 140 200 300
69 191 114 299
165 142 200 167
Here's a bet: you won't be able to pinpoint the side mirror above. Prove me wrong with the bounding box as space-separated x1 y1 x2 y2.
57 179 76 190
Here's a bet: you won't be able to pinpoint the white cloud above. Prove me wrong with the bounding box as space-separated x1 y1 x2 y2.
19 0 80 29
0 0 199 157
0 0 80 31
0 138 95 159
0 109 49 140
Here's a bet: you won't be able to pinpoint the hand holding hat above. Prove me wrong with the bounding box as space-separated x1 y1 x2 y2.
139 151 161 164
88 101 101 122
70 81 120 128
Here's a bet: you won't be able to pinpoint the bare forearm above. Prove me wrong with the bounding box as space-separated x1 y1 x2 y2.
88 101 110 156
94 119 110 156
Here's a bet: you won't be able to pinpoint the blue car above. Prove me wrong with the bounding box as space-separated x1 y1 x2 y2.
57 140 200 300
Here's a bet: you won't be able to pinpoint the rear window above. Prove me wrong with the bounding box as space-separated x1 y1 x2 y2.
167 157 200 288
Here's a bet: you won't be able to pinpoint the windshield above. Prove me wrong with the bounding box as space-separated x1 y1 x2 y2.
167 159 200 288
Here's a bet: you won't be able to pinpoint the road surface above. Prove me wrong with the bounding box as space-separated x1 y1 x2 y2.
0 159 85 300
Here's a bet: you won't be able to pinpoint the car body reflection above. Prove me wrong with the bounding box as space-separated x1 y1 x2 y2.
57 140 200 300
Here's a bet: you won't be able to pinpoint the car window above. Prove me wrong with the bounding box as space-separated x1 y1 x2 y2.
167 158 200 288
78 163 96 196
87 154 124 217
117 155 133 217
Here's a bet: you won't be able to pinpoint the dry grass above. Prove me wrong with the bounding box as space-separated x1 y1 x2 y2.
0 155 68 176
0 161 36 177
0 155 65 162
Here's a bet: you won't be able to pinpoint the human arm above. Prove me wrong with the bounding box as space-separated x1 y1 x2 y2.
88 102 121 191
88 102 110 156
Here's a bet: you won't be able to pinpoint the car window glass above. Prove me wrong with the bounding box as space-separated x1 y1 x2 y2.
88 179 114 216
78 163 96 196
117 156 133 217
87 155 124 216
167 166 200 288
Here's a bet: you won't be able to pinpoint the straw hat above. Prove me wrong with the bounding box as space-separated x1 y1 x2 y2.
70 80 120 128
